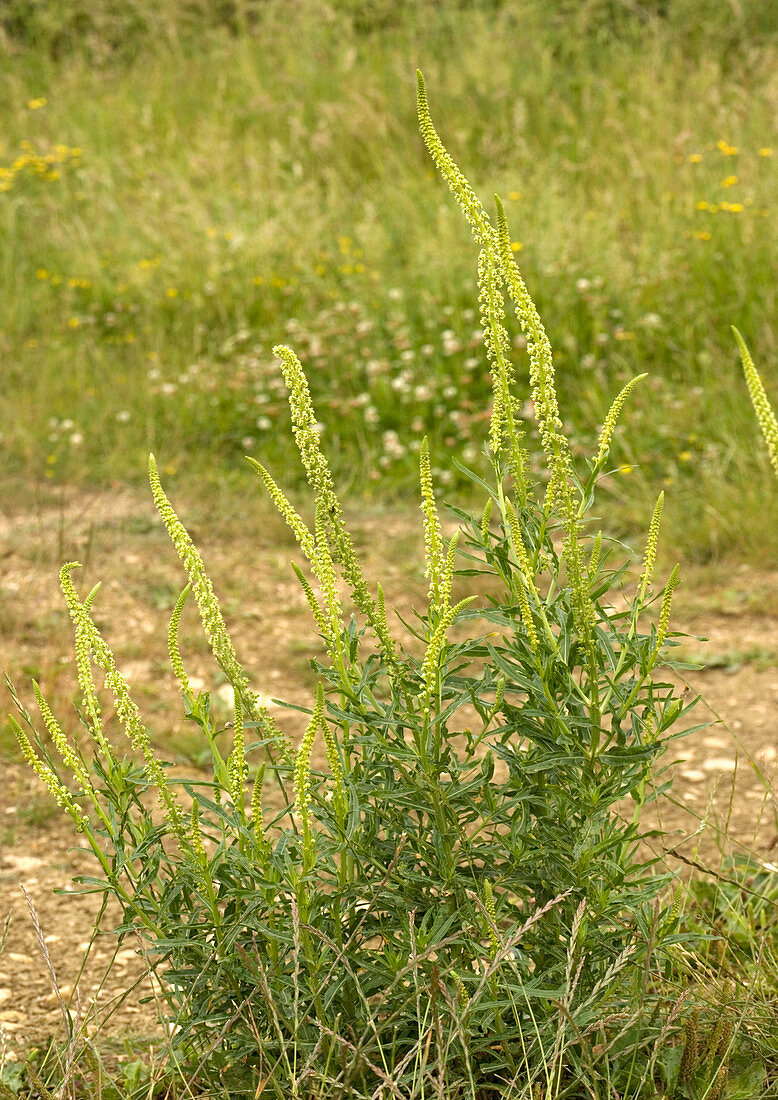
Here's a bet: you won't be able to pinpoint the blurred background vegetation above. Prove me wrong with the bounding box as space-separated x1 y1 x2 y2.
1 0 777 564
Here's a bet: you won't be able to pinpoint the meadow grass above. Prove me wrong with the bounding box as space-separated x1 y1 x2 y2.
1 0 778 563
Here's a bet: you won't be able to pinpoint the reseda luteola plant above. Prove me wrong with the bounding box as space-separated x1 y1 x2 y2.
12 75 697 1099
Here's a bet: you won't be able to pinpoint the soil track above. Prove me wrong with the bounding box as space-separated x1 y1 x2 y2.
1 483 777 1057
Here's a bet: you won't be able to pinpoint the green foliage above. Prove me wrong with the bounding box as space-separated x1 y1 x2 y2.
9 76 711 1098
0 0 253 60
4 0 777 59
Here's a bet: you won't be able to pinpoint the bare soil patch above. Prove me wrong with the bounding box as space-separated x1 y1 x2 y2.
1 483 777 1056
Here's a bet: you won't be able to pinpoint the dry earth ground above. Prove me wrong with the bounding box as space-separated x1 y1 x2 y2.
0 483 777 1058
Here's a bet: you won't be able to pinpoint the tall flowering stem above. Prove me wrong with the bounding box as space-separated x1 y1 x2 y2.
149 454 292 772
416 72 528 495
494 196 573 512
417 73 666 738
637 493 664 606
294 688 325 875
59 562 187 842
11 717 89 830
271 345 397 664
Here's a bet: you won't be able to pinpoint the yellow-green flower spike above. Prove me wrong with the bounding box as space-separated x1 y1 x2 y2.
83 582 101 611
637 493 664 604
32 681 92 799
477 245 519 462
150 455 293 765
11 717 88 829
453 971 470 1009
484 880 499 957
290 562 330 638
60 561 186 840
489 677 505 724
74 620 107 748
416 71 494 244
495 196 572 510
249 424 396 664
417 75 528 487
273 344 336 502
315 683 347 826
649 564 680 670
420 596 476 704
150 456 253 696
588 530 602 586
274 342 386 651
419 438 444 607
439 532 459 617
294 691 323 872
564 524 597 637
331 525 397 663
595 374 647 466
189 798 207 866
313 499 346 652
168 583 192 694
251 761 268 858
734 327 778 478
61 562 111 757
504 500 539 651
375 581 390 647
247 458 317 560
227 693 247 812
